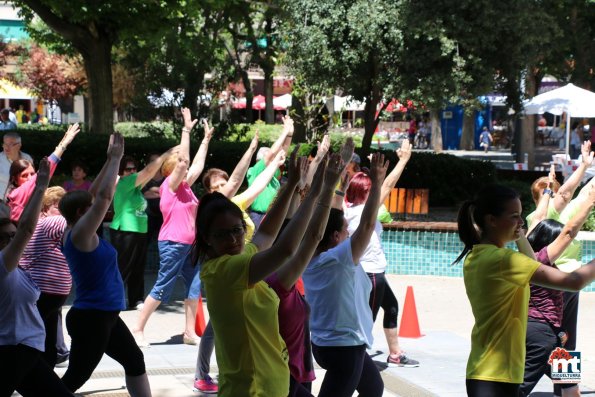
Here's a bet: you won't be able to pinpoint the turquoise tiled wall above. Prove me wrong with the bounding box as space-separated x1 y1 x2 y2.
382 229 595 292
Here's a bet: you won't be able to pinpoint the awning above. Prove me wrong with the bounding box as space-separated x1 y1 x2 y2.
0 79 35 100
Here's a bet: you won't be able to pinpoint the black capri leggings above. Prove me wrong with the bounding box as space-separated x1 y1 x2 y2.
61 308 146 392
312 343 383 397
368 272 399 329
466 379 520 397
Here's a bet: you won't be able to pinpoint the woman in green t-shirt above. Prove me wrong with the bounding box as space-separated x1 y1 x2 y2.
454 184 595 397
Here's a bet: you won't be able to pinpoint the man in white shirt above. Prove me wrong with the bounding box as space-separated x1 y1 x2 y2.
0 132 33 200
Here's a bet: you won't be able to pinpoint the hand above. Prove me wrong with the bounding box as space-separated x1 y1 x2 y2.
309 155 328 194
274 149 286 168
202 118 214 140
581 141 594 166
249 130 259 151
369 153 389 185
287 145 307 186
397 139 412 162
339 137 355 166
61 123 81 146
177 156 190 169
181 107 199 131
282 115 294 135
316 134 331 160
107 133 125 160
35 157 50 189
548 164 556 187
324 153 344 187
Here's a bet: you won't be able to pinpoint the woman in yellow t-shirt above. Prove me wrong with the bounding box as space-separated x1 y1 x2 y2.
193 148 332 397
454 184 595 397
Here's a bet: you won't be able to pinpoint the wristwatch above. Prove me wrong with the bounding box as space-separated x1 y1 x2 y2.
543 188 554 197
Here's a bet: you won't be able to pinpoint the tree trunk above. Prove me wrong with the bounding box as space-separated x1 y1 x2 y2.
430 109 443 152
82 39 113 134
362 96 381 160
263 65 274 124
240 70 254 123
181 71 201 119
291 95 307 143
460 112 475 150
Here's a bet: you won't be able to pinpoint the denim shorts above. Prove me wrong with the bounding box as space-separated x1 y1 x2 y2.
149 241 200 302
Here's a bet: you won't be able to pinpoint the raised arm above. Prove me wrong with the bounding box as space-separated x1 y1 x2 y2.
547 184 595 263
380 139 412 205
168 108 195 192
135 145 180 188
264 115 294 165
275 153 345 290
70 134 124 251
553 141 593 213
526 164 555 235
186 119 213 186
233 150 285 206
52 123 80 159
332 138 355 209
351 153 389 264
220 132 260 198
2 158 50 272
303 134 331 189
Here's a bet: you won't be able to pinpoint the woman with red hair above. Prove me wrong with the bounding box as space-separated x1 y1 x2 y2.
343 140 418 367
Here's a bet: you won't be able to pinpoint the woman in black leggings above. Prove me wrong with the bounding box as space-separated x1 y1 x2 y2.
59 133 151 396
0 159 72 397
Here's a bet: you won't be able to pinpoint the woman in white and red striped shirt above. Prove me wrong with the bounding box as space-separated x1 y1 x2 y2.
20 186 70 367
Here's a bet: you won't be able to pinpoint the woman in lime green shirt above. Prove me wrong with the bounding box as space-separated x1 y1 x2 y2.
454 184 595 397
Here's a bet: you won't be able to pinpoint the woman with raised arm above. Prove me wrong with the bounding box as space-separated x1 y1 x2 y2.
454 184 595 397
343 139 418 368
58 133 150 396
302 153 389 397
266 151 346 397
0 159 73 397
6 123 80 222
133 109 211 346
110 145 179 310
194 146 328 397
517 185 595 397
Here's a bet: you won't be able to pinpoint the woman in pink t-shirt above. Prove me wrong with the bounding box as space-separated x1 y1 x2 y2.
133 109 212 347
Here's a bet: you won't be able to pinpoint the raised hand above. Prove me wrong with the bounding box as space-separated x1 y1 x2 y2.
397 138 412 162
548 164 556 187
35 157 51 189
340 137 355 166
250 130 260 150
62 123 80 146
282 115 294 135
274 149 287 168
581 141 594 166
181 107 199 131
287 145 307 186
317 134 331 159
324 152 344 186
309 155 328 194
107 133 125 160
202 118 214 140
369 152 389 185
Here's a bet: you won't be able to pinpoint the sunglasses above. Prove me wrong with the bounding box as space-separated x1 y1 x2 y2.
124 167 137 172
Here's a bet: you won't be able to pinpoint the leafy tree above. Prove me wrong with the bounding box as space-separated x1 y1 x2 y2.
15 0 163 133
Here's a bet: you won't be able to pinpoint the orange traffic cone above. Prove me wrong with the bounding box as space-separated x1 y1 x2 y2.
195 295 206 337
398 286 424 338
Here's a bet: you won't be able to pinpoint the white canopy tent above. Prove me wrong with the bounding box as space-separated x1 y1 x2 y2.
524 83 595 158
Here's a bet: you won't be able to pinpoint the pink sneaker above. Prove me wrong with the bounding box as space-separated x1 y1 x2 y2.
193 377 218 394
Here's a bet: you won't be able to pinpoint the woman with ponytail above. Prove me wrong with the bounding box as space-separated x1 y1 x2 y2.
455 184 595 397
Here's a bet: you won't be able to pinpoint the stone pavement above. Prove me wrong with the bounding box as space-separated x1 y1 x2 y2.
18 274 595 396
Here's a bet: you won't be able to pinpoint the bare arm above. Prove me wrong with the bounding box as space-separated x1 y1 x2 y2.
168 107 195 192
233 150 285 206
531 260 595 291
351 153 389 264
275 153 345 290
332 138 355 209
380 139 412 205
547 184 595 263
264 116 294 165
70 134 124 252
51 123 80 159
135 145 180 188
526 164 555 235
2 158 50 272
553 141 593 213
303 135 331 188
186 119 213 186
220 132 259 198
515 233 536 260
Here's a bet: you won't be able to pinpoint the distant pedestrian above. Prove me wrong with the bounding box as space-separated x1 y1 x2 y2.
479 127 493 153
0 109 17 131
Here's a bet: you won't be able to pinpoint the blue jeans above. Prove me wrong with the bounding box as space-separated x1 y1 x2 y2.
149 241 200 302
